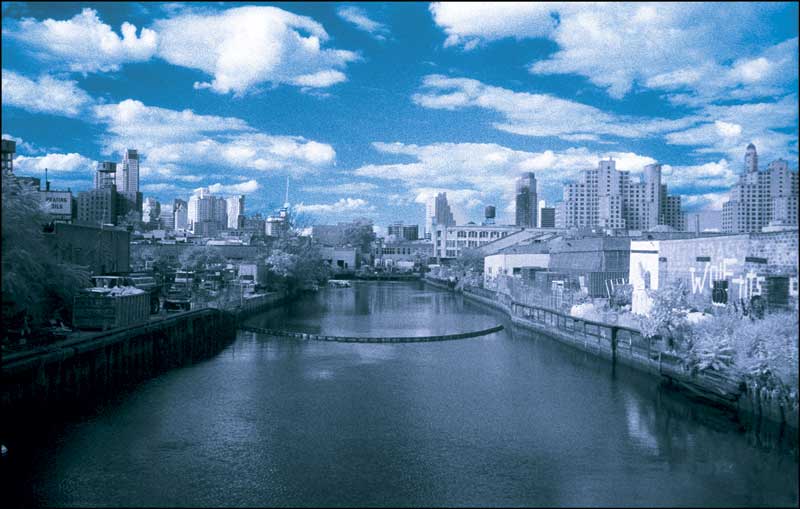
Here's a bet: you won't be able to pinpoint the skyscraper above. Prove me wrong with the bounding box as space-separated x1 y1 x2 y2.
173 199 188 230
424 193 456 238
722 144 799 232
515 172 538 228
561 159 683 231
226 195 245 230
116 149 140 193
142 197 161 225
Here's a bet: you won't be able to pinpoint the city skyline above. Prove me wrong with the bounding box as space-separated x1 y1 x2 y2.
2 2 798 227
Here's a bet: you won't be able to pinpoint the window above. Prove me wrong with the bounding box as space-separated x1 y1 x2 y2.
712 280 728 305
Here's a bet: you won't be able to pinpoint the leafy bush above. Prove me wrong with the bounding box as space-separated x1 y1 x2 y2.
687 311 798 393
609 283 632 309
638 280 691 350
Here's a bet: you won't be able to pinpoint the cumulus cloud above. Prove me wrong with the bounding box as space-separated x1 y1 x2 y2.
141 183 183 193
302 182 379 194
1 70 93 116
3 6 358 95
430 2 787 99
154 6 359 95
681 192 730 212
664 95 798 161
412 75 699 141
91 99 335 176
4 8 157 73
663 159 739 190
206 179 260 195
13 152 95 173
92 99 251 146
294 197 375 214
647 38 799 105
337 6 390 40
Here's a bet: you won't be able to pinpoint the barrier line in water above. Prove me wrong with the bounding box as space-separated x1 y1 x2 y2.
238 324 504 343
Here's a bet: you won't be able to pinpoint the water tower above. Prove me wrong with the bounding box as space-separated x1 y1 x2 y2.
484 205 496 225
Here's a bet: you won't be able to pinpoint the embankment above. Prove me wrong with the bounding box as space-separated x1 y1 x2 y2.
1 289 298 437
425 277 798 432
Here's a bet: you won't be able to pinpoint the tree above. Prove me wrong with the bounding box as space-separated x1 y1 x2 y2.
342 218 376 253
258 237 332 292
2 173 90 331
179 245 227 272
454 248 484 274
639 280 691 350
118 210 144 232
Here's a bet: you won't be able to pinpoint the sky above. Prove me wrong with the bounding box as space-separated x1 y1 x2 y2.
2 2 798 228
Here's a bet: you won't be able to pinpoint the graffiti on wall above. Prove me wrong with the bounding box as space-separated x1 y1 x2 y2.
688 257 765 301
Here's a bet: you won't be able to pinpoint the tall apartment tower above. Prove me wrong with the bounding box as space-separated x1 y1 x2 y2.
226 195 245 230
173 198 188 230
644 163 662 228
515 172 538 228
425 192 456 238
116 149 140 193
142 197 161 224
562 159 682 231
722 144 799 232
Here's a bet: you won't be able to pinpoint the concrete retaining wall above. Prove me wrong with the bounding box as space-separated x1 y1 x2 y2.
1 309 237 417
426 277 797 431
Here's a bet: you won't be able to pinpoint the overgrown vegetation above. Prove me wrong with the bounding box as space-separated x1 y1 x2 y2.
687 311 799 394
2 173 90 335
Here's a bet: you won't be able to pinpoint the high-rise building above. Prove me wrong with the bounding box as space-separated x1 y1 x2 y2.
540 207 556 228
388 221 404 238
159 204 175 230
267 176 292 237
114 149 142 221
116 149 140 194
425 192 455 239
187 188 228 233
226 195 245 230
80 161 121 226
142 197 161 225
722 144 799 232
173 199 188 230
386 222 419 241
515 173 538 227
77 187 117 226
402 225 419 241
188 187 214 230
2 138 16 174
561 159 683 231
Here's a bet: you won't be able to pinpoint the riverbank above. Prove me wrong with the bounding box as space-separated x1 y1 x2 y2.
1 288 303 446
424 276 798 433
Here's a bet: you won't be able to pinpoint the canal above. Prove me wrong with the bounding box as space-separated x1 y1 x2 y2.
5 281 798 506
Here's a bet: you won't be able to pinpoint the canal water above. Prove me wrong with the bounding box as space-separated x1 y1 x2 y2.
7 281 799 507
